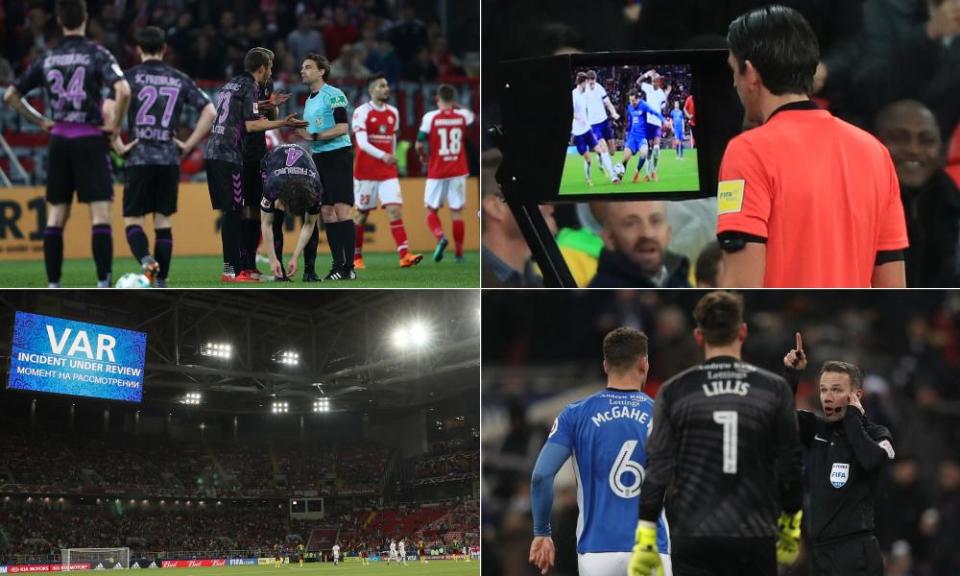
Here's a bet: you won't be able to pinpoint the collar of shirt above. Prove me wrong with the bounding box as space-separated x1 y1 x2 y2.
482 245 535 286
767 99 819 122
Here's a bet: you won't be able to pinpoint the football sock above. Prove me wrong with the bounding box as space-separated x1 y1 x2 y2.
338 220 356 270
125 224 150 264
272 211 285 265
600 152 615 178
584 159 591 180
155 228 173 279
221 210 242 275
242 218 260 270
389 219 409 258
426 209 445 241
91 224 112 283
453 219 465 257
355 218 365 257
653 144 661 170
44 226 64 284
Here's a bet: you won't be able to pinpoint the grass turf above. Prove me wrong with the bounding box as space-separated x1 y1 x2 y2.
0 252 479 288
558 148 699 196
127 561 478 576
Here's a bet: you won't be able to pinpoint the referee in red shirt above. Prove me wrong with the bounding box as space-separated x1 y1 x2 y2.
717 5 908 288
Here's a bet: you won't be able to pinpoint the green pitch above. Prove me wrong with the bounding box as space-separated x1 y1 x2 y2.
0 252 479 288
150 562 478 576
558 148 699 195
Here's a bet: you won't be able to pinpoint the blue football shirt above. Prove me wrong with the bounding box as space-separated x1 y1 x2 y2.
547 388 670 554
303 83 352 154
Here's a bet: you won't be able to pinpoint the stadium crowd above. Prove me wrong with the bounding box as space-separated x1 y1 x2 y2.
2 1 478 85
482 290 960 576
482 0 960 288
0 431 391 498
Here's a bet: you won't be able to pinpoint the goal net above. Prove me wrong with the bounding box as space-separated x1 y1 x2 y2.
62 548 130 570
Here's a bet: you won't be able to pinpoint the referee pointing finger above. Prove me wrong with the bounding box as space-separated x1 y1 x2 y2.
716 6 909 288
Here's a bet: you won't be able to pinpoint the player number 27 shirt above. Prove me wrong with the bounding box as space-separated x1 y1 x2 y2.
352 101 399 181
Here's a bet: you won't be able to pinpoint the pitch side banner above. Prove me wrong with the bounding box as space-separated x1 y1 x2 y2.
7 564 91 573
226 560 257 566
9 312 147 402
160 560 226 569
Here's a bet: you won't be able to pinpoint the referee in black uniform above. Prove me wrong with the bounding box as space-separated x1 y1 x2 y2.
630 291 804 576
784 334 894 576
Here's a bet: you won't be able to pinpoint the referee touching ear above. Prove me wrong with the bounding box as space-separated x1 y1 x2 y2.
717 5 909 288
782 333 894 576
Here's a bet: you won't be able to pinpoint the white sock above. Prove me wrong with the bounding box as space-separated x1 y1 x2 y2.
600 152 615 179
584 159 591 179
653 145 661 170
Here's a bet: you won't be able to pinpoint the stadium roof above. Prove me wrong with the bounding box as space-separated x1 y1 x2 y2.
0 290 479 414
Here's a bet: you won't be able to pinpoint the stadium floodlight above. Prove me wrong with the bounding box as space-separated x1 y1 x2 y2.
392 319 432 350
274 350 300 366
181 392 202 405
271 401 289 414
313 398 331 413
200 342 232 359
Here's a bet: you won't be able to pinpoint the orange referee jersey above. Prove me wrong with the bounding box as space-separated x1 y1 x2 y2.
717 101 908 287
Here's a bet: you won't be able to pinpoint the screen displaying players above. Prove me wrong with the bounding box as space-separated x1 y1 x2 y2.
562 64 698 196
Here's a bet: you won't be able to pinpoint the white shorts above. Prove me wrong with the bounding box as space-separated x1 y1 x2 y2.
424 176 467 211
577 552 672 576
354 178 402 211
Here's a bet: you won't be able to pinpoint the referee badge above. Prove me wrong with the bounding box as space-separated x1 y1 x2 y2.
830 462 849 488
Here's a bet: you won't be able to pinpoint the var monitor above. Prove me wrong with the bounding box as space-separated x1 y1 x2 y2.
498 50 736 202
8 311 147 402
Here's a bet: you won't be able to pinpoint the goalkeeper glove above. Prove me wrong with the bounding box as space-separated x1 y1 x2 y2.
629 520 662 576
776 509 803 565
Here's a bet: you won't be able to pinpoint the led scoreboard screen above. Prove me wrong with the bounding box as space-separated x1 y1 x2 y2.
8 312 147 403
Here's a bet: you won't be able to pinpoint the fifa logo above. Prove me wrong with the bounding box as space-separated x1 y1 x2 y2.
830 463 849 488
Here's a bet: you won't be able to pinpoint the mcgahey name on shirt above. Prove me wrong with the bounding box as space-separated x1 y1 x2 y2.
592 406 651 428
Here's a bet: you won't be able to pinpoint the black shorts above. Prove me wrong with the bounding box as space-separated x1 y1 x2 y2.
206 159 243 212
671 536 776 576
242 155 264 208
123 165 180 217
47 135 113 204
313 147 353 206
810 534 882 576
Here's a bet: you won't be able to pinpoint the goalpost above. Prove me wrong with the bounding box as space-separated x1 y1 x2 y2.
62 548 131 570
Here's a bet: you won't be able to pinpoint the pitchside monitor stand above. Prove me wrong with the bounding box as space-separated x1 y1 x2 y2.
496 50 739 287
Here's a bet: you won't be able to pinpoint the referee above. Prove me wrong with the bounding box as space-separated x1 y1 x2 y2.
784 335 893 576
299 53 356 281
629 291 803 576
716 6 908 287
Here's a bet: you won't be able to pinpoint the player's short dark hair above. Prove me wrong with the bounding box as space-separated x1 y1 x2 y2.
727 5 819 96
278 178 318 216
627 89 639 99
693 291 744 346
244 47 274 73
437 84 457 103
602 327 648 373
575 72 588 85
586 70 597 81
304 53 330 80
818 361 863 390
56 0 87 30
368 73 388 86
135 26 165 55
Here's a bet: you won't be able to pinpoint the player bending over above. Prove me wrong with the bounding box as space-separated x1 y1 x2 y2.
259 144 323 280
416 84 476 262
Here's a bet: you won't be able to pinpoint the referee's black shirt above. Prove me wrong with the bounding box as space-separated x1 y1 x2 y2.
786 368 894 543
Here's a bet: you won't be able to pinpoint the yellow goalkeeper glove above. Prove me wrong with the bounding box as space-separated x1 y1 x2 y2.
629 520 662 576
776 509 803 565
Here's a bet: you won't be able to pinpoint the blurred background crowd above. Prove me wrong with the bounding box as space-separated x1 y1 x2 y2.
483 290 960 576
481 0 960 288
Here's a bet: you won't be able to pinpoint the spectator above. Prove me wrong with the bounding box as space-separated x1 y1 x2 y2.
364 35 401 84
854 0 960 139
875 99 960 287
329 43 370 82
286 12 325 65
431 35 464 78
390 4 428 65
323 6 359 62
694 241 723 287
589 201 691 288
403 46 438 83
481 151 550 287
